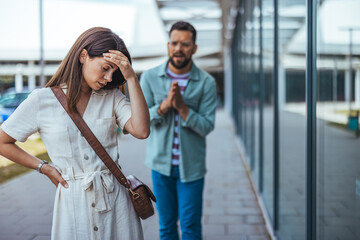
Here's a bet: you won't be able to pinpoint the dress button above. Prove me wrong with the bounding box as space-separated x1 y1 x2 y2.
91 203 95 208
94 226 98 231
84 154 89 160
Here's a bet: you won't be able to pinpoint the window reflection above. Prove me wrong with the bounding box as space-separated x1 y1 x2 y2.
231 0 360 239
277 0 307 239
317 0 360 239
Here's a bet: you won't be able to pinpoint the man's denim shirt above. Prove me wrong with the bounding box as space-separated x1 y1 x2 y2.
140 62 217 183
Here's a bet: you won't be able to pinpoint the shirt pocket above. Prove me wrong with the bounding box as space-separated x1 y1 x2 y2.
42 127 73 158
94 117 118 148
185 99 199 111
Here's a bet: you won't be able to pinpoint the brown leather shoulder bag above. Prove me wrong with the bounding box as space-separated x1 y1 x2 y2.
51 86 156 220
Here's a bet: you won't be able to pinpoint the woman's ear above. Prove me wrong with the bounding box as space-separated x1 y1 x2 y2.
79 49 88 63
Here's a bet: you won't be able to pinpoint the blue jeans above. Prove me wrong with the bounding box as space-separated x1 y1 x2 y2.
152 167 204 240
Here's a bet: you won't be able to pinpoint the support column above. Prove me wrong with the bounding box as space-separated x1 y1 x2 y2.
28 61 36 91
15 64 24 93
355 69 360 107
28 75 36 91
345 70 351 102
332 58 338 102
224 45 233 114
278 65 286 110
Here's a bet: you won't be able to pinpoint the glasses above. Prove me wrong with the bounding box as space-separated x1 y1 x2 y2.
169 41 193 48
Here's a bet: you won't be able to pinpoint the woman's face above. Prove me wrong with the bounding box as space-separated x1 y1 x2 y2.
81 51 118 91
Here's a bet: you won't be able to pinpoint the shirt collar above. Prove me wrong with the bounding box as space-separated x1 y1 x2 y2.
92 89 107 96
157 61 200 81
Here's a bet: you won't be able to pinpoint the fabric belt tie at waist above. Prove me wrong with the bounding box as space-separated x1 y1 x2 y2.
62 169 114 213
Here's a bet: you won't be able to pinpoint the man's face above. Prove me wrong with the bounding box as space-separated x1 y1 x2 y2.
167 30 197 69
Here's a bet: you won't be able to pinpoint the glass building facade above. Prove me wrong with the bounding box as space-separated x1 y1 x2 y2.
228 0 360 239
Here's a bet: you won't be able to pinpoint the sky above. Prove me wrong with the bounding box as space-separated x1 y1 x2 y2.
287 0 360 55
0 0 167 60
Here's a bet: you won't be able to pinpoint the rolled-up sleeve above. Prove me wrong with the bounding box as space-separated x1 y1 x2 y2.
1 90 40 142
140 71 166 125
114 90 132 130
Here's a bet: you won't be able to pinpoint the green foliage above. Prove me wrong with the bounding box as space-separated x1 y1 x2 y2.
0 152 51 184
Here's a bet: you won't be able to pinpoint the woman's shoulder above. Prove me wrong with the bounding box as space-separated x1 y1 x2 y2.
36 87 60 99
30 87 53 94
24 87 51 100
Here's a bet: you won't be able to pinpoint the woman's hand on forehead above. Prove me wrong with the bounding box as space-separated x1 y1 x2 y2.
103 50 136 81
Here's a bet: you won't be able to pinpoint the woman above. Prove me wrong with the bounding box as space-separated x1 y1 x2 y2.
0 27 149 239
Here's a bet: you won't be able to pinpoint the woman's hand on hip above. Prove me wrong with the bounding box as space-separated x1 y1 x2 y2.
41 164 69 189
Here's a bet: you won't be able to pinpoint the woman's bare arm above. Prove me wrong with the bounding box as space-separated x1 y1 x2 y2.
104 50 150 139
0 129 68 188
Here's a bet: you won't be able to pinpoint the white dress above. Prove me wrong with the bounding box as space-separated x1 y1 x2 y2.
1 87 144 240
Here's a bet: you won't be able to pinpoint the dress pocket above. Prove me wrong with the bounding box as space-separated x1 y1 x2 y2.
42 127 73 158
94 117 118 148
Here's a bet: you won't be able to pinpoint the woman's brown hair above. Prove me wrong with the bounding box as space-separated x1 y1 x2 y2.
46 27 131 112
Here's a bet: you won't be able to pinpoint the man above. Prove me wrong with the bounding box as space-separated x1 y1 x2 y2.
140 21 217 240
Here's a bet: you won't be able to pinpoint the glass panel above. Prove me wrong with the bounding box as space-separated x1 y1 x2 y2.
252 0 261 187
237 0 255 170
232 20 241 137
316 0 360 239
278 0 307 239
244 0 253 168
233 0 275 226
262 0 275 222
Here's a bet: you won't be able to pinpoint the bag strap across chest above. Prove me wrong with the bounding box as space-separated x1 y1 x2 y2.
50 86 131 189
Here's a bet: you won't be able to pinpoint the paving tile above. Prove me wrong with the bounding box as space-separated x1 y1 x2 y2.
203 224 226 235
32 236 51 240
17 215 53 226
0 235 36 240
0 219 27 235
203 206 225 215
225 207 262 216
228 224 267 235
242 201 261 208
207 200 244 208
224 193 256 201
205 235 247 240
247 235 270 240
0 110 270 240
0 205 18 216
19 224 52 235
207 215 246 225
245 216 265 224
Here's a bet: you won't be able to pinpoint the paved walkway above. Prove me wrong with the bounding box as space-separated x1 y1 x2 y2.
0 109 269 240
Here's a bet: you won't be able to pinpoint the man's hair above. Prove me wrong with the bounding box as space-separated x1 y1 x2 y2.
169 21 197 43
46 27 131 112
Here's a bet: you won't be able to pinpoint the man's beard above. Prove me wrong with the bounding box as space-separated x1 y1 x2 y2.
169 53 192 69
